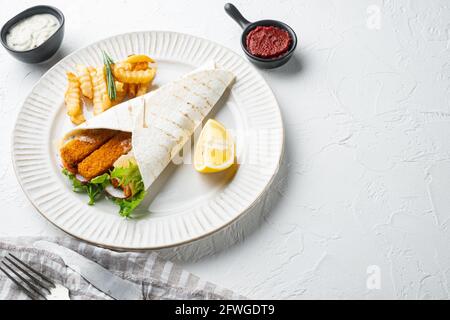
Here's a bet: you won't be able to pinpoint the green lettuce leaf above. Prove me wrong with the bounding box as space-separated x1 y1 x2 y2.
91 173 110 185
115 190 147 218
62 169 110 205
110 163 144 197
63 162 146 217
110 163 146 217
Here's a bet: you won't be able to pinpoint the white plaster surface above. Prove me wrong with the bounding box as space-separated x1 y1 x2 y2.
1 0 450 299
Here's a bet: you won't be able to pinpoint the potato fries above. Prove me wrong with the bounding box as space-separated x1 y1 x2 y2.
134 62 149 71
112 66 156 84
87 66 97 98
127 62 150 97
63 53 156 123
115 81 127 95
113 81 127 105
64 72 85 125
136 83 149 97
126 54 155 64
128 83 137 98
76 65 93 99
92 67 112 115
87 66 96 82
115 61 133 71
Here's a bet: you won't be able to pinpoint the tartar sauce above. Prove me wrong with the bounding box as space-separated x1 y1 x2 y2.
6 14 60 51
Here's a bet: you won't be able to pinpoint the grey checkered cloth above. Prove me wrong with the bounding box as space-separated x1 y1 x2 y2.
0 237 244 300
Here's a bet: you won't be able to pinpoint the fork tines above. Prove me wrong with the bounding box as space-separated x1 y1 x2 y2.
0 253 55 300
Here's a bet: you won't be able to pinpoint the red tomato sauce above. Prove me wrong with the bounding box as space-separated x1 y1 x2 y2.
246 26 291 59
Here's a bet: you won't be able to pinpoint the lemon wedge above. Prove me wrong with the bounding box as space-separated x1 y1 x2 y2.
194 119 235 173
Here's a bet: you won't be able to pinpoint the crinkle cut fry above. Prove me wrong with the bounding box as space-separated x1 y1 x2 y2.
64 72 85 125
77 65 93 99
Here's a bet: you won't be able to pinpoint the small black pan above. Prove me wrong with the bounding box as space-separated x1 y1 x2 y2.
224 3 297 69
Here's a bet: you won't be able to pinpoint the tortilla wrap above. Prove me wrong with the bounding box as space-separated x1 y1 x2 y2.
62 64 235 190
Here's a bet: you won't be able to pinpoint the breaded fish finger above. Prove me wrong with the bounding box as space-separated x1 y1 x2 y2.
77 132 132 180
60 129 116 173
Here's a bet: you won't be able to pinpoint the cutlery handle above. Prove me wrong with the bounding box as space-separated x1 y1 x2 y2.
224 3 251 29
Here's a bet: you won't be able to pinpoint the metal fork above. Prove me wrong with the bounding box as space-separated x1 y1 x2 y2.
0 253 70 300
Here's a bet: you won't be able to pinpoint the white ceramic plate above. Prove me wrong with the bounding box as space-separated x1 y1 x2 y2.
12 31 283 249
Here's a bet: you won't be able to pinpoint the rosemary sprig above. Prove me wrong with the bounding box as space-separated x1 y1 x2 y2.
102 50 117 101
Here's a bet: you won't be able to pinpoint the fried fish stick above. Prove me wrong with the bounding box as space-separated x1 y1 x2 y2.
76 65 93 99
64 72 85 125
60 129 117 173
91 67 112 115
78 132 132 180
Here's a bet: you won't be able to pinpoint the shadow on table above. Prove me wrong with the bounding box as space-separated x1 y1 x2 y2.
264 52 304 77
31 47 70 72
154 148 289 263
153 55 301 263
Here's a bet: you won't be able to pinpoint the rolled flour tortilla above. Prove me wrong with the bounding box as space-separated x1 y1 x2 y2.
62 63 235 190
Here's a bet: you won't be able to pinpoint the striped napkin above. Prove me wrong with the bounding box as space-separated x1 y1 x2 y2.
0 237 244 300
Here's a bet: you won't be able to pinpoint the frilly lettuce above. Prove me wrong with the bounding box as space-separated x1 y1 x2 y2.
62 169 109 205
110 163 146 217
62 163 146 217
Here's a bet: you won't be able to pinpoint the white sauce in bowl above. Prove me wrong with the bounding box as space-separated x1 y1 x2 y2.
6 14 60 51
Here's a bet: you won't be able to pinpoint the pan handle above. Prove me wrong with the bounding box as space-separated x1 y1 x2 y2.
224 3 251 29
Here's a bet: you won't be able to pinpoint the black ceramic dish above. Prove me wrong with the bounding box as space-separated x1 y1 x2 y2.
0 5 65 64
224 3 297 69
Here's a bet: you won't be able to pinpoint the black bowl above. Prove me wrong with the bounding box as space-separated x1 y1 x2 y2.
0 5 65 64
225 3 297 69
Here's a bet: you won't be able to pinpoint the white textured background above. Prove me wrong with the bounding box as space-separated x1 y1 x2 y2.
1 0 450 299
